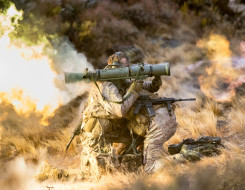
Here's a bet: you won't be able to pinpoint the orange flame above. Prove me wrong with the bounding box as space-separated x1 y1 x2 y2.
0 5 61 125
197 34 239 102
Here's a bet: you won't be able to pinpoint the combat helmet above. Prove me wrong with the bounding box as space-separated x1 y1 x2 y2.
106 52 129 69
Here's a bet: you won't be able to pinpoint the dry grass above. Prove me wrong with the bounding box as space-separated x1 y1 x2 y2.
1 136 38 159
43 131 73 154
227 96 245 134
172 100 219 140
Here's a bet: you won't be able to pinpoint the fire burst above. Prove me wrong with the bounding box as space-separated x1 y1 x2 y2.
197 34 240 102
0 4 61 124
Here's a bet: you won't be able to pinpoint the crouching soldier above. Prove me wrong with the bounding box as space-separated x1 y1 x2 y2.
80 52 177 175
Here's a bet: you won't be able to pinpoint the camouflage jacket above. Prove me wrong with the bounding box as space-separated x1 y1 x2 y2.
81 79 161 135
82 81 138 121
82 79 159 118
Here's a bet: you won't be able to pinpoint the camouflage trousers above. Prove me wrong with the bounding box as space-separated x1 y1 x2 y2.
143 107 177 174
80 107 177 175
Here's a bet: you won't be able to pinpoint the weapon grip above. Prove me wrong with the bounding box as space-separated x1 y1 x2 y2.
147 106 155 117
167 101 172 116
134 103 142 114
145 100 155 117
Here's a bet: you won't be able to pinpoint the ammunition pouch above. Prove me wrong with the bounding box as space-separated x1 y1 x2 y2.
127 104 163 136
83 117 130 143
127 113 149 136
83 118 113 139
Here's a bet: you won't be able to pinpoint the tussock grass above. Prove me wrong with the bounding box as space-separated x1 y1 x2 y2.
174 103 219 139
227 97 245 134
42 130 77 155
0 94 86 164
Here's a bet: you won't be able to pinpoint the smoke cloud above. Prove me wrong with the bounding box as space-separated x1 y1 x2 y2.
0 157 42 190
50 38 93 104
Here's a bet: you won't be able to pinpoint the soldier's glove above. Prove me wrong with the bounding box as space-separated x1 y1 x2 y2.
151 75 162 89
125 80 143 98
128 80 143 92
134 80 143 92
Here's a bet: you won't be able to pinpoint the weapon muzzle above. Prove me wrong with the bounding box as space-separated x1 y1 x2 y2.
65 72 86 83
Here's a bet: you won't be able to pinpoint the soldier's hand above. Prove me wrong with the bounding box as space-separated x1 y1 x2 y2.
127 80 143 94
134 80 143 92
152 75 162 88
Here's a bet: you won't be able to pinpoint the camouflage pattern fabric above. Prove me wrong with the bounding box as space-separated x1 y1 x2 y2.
81 76 176 174
169 136 223 162
82 81 138 123
143 107 177 173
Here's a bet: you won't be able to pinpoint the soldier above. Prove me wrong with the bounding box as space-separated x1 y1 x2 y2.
80 52 177 174
125 88 177 173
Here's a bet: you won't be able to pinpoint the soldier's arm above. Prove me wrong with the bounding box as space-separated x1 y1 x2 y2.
100 82 139 118
143 76 162 92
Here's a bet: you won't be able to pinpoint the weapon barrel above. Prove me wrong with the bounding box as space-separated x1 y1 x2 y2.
152 98 196 104
66 135 75 151
65 73 87 83
65 62 170 83
177 98 196 101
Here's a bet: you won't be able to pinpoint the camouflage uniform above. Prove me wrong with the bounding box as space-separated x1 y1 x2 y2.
143 107 176 173
81 80 138 138
80 80 138 175
126 90 177 173
81 52 177 174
